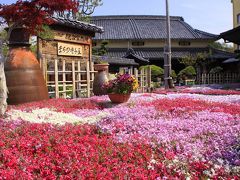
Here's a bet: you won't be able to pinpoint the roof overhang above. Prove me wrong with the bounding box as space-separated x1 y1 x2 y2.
92 55 139 66
52 16 104 34
222 58 240 64
219 26 240 45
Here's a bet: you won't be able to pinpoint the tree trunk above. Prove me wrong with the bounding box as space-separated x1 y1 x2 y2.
0 40 7 116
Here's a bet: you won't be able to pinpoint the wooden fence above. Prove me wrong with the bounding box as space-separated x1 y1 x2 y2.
40 55 95 98
41 56 152 98
197 73 240 85
119 66 151 93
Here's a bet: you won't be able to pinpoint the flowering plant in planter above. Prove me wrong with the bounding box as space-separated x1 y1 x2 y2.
103 74 138 94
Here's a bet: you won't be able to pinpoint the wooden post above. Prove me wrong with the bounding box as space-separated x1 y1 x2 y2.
89 43 94 96
37 38 43 69
140 68 144 92
147 65 151 92
77 60 81 97
90 61 95 95
202 74 206 85
41 56 45 80
62 59 66 98
86 60 91 98
72 61 76 98
134 68 138 79
134 68 139 92
0 39 7 116
54 58 59 98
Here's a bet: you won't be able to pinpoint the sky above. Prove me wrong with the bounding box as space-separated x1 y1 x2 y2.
0 0 233 34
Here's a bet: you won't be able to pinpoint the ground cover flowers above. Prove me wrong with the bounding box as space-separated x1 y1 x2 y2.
0 122 182 179
154 86 240 95
2 91 240 178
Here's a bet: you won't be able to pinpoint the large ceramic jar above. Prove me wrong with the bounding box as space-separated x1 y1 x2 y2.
93 64 109 96
5 27 49 105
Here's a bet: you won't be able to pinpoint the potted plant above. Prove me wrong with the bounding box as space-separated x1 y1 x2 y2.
0 0 78 104
102 73 139 103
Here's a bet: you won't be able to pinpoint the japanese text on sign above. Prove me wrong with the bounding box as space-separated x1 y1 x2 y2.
58 42 83 57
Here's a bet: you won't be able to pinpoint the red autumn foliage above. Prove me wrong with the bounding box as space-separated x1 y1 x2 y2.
0 0 79 34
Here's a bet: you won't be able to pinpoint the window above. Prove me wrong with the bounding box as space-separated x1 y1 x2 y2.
132 41 145 46
237 13 240 25
178 41 191 46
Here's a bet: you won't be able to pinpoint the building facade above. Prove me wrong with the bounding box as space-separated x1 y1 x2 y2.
91 15 234 73
232 0 240 28
232 0 240 49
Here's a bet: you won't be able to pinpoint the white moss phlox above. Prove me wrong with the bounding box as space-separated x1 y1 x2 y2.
7 108 109 125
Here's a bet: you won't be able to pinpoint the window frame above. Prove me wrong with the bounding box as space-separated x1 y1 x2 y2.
132 41 145 46
237 13 240 25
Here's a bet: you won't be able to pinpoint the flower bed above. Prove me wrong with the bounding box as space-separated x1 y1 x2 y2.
154 86 240 95
2 92 240 178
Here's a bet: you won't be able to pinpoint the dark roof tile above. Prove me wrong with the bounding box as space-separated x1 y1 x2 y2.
52 16 104 33
91 15 217 40
92 55 138 66
219 26 240 45
105 47 234 60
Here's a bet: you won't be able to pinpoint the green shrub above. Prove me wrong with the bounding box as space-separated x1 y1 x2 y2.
171 70 177 79
140 65 164 81
178 66 196 79
140 65 177 82
209 66 223 74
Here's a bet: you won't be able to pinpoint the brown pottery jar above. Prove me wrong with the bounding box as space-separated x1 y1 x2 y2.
93 64 109 96
5 27 49 105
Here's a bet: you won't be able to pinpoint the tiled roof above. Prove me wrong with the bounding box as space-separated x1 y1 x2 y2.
52 16 104 33
222 58 240 64
210 48 236 59
104 47 234 60
123 48 149 65
219 26 240 45
92 55 139 66
91 15 217 40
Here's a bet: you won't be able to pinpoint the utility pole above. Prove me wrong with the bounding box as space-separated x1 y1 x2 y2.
164 0 174 89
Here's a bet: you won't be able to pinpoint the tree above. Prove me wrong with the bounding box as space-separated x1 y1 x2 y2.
178 52 209 67
0 0 101 51
57 0 102 21
209 42 234 53
140 65 176 82
178 66 196 80
0 0 80 112
0 0 80 40
96 40 109 56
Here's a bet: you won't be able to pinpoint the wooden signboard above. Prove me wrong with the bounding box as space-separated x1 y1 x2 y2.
39 39 90 59
37 27 94 98
58 42 83 57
